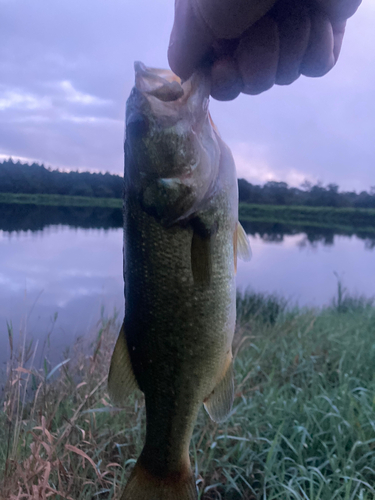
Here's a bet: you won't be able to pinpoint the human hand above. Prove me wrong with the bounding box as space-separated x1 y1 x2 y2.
168 0 362 100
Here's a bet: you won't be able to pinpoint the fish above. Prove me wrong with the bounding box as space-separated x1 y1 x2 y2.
108 61 252 500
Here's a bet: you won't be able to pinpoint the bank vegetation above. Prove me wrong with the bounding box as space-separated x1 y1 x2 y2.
1 290 375 499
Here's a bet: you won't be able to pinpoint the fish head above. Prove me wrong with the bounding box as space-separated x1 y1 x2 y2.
125 62 221 224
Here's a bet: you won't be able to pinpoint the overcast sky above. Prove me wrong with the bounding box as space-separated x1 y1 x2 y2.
1 0 374 192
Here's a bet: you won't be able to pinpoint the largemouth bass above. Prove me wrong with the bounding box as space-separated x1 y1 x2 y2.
108 62 251 500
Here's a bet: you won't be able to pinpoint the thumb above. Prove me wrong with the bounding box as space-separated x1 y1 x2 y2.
168 0 278 80
168 0 214 80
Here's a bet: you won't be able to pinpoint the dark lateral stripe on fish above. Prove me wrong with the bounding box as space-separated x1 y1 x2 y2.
191 231 213 285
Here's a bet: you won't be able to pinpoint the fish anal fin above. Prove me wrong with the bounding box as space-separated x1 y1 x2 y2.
108 322 140 406
204 356 234 423
236 221 252 261
121 459 197 500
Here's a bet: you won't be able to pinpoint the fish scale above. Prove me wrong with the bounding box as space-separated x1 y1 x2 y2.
108 62 251 500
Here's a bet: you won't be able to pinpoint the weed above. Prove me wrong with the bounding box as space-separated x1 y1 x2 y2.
1 295 375 499
330 273 374 314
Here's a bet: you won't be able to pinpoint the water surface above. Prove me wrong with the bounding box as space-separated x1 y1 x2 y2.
1 204 374 370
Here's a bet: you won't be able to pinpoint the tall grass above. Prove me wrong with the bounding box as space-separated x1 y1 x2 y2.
0 311 130 499
331 273 374 314
1 292 375 499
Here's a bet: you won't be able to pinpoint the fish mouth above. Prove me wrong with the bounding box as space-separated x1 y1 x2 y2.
133 61 211 117
134 61 185 102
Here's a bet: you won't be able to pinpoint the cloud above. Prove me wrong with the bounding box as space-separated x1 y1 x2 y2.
58 80 110 106
0 0 374 190
232 142 276 183
232 141 317 187
0 0 176 172
0 153 39 164
0 89 50 111
0 79 111 111
60 114 121 125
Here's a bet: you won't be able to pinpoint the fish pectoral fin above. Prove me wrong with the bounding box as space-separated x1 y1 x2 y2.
236 222 252 261
108 322 140 406
191 231 213 286
191 219 218 286
204 357 234 423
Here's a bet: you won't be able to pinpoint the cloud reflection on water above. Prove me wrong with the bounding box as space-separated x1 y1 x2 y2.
0 224 374 370
237 233 375 308
0 227 124 370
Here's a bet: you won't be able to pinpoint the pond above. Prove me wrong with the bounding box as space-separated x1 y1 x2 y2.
1 204 374 370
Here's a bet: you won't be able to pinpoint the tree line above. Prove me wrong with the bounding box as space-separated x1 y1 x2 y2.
1 158 375 209
239 179 375 209
0 159 123 198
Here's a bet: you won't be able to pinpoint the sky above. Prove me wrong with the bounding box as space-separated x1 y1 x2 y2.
1 0 374 192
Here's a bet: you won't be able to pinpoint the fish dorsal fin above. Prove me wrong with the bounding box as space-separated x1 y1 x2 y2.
108 323 140 406
236 222 252 261
204 355 234 423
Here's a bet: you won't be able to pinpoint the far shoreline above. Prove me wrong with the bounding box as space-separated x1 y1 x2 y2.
1 192 375 234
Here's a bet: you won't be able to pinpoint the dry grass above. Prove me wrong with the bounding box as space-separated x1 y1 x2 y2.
0 311 134 500
2 292 375 499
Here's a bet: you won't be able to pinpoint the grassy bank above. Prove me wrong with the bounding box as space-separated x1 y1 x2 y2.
2 193 375 232
1 294 375 499
0 192 122 208
239 203 375 231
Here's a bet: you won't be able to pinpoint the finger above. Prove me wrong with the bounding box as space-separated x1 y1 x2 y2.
272 0 311 86
235 16 279 95
210 58 243 101
332 19 346 63
168 0 214 81
192 0 278 39
300 9 335 78
314 0 362 21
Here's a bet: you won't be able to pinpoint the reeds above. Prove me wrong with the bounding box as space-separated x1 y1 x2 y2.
1 293 375 499
1 310 133 499
331 273 374 314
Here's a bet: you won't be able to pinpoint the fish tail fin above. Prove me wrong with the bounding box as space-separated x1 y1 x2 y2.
121 458 197 500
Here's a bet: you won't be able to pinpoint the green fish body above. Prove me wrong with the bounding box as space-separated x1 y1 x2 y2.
108 62 251 500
